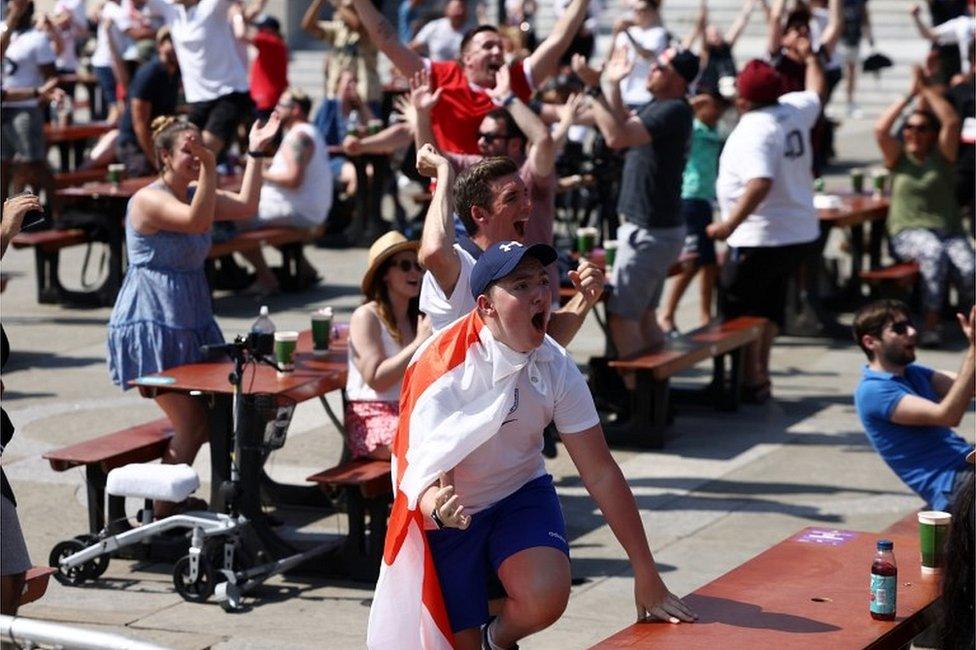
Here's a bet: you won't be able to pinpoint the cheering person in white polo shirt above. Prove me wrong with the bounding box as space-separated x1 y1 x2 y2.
707 38 825 404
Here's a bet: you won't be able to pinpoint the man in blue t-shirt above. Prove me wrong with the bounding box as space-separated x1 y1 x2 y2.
853 299 974 511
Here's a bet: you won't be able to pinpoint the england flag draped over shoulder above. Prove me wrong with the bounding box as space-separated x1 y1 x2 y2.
366 310 540 649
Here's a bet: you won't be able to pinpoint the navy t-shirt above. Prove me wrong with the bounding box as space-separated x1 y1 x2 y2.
616 97 692 230
854 364 972 511
117 59 181 148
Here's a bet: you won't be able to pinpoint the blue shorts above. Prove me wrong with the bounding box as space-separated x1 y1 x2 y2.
678 198 717 266
425 474 569 633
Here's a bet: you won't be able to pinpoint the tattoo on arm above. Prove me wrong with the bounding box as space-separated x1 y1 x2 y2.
290 134 314 165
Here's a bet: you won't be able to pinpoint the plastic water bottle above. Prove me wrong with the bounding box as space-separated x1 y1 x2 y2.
251 305 275 354
869 539 897 621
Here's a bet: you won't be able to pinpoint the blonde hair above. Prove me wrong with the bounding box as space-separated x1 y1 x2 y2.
150 115 198 171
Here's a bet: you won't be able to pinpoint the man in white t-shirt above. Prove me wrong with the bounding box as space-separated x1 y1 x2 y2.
240 88 332 295
910 3 976 76
0 0 58 213
707 52 824 403
415 145 604 347
149 0 254 154
610 0 669 108
409 0 466 61
368 240 694 648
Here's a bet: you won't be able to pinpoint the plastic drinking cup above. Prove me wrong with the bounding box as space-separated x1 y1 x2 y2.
311 308 333 356
918 511 951 574
274 331 299 374
851 168 865 194
577 227 598 255
604 240 617 271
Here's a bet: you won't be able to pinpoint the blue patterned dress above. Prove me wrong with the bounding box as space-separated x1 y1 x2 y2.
107 180 224 388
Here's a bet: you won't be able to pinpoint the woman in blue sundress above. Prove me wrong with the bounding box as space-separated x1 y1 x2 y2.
107 113 280 516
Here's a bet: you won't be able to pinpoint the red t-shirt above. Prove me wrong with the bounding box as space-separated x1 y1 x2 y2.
428 59 533 155
250 31 289 111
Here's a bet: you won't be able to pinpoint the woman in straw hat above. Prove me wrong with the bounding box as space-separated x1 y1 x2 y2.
346 231 432 459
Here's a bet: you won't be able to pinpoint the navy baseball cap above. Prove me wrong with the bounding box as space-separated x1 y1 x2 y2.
470 241 558 299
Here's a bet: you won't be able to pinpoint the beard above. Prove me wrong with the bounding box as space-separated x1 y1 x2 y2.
879 341 915 367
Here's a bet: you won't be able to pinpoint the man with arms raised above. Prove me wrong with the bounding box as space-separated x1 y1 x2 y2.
349 0 591 154
853 300 975 513
368 241 695 649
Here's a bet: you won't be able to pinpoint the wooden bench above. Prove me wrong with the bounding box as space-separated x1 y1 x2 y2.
602 316 769 448
43 418 174 537
54 167 109 189
307 459 392 581
11 228 93 304
860 262 920 295
20 566 56 606
207 226 322 293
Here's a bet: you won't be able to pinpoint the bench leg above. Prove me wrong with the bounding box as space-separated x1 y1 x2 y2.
365 496 388 576
34 248 64 304
84 465 107 536
727 348 744 412
606 370 666 449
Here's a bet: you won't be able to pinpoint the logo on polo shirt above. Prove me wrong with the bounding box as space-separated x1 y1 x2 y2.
501 388 520 426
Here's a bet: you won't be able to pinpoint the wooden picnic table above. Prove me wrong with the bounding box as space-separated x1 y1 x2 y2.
58 173 243 200
594 526 939 649
131 328 350 560
44 121 114 172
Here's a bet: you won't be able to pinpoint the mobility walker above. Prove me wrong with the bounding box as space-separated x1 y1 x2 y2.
49 332 334 611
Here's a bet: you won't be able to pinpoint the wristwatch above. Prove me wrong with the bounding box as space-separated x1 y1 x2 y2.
430 507 446 529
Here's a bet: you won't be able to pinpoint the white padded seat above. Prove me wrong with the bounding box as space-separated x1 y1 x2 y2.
106 463 200 502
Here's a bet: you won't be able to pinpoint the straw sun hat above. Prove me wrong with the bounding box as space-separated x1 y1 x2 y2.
361 231 420 295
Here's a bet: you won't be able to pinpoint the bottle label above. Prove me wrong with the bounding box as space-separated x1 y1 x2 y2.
869 574 896 615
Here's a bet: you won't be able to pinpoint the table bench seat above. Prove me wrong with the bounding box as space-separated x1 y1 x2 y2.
860 262 920 286
20 566 56 606
599 317 769 448
308 459 392 580
207 226 322 293
11 228 94 304
43 418 174 537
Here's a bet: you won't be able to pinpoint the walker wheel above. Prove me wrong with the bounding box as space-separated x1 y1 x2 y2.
49 539 92 586
73 535 110 578
173 554 215 603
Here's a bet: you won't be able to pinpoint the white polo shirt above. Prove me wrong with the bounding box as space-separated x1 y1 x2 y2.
716 91 821 248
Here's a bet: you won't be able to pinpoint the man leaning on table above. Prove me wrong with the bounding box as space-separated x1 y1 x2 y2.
853 299 975 513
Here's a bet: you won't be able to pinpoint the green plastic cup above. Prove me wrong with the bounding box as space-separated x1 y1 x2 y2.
851 168 865 194
918 511 951 574
274 331 299 374
872 170 888 197
311 307 333 356
604 240 617 271
576 227 598 255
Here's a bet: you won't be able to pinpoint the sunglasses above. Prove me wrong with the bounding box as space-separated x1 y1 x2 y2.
392 259 422 273
888 319 914 335
478 132 511 144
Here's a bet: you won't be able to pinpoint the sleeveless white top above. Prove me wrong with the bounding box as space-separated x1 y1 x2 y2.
346 316 405 402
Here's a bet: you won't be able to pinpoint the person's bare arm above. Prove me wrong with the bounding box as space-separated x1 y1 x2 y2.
909 3 937 42
562 425 696 623
213 114 280 220
892 334 976 427
134 139 218 234
766 0 786 54
920 82 961 163
796 36 827 101
416 145 461 297
350 306 432 392
487 66 557 177
706 177 772 241
875 70 917 169
102 16 130 90
131 98 157 168
301 0 329 39
572 53 648 148
1 193 43 257
262 130 313 189
818 0 842 53
243 0 267 24
525 0 591 88
0 0 28 56
350 0 423 77
547 259 604 346
725 0 757 46
344 122 413 155
551 93 584 150
683 0 706 50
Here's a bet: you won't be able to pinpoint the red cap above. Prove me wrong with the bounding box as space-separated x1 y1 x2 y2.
736 60 784 105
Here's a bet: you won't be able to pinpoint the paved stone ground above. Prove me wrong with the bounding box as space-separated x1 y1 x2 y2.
1 119 972 648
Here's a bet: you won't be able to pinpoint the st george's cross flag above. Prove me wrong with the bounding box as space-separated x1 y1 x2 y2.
365 309 552 648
